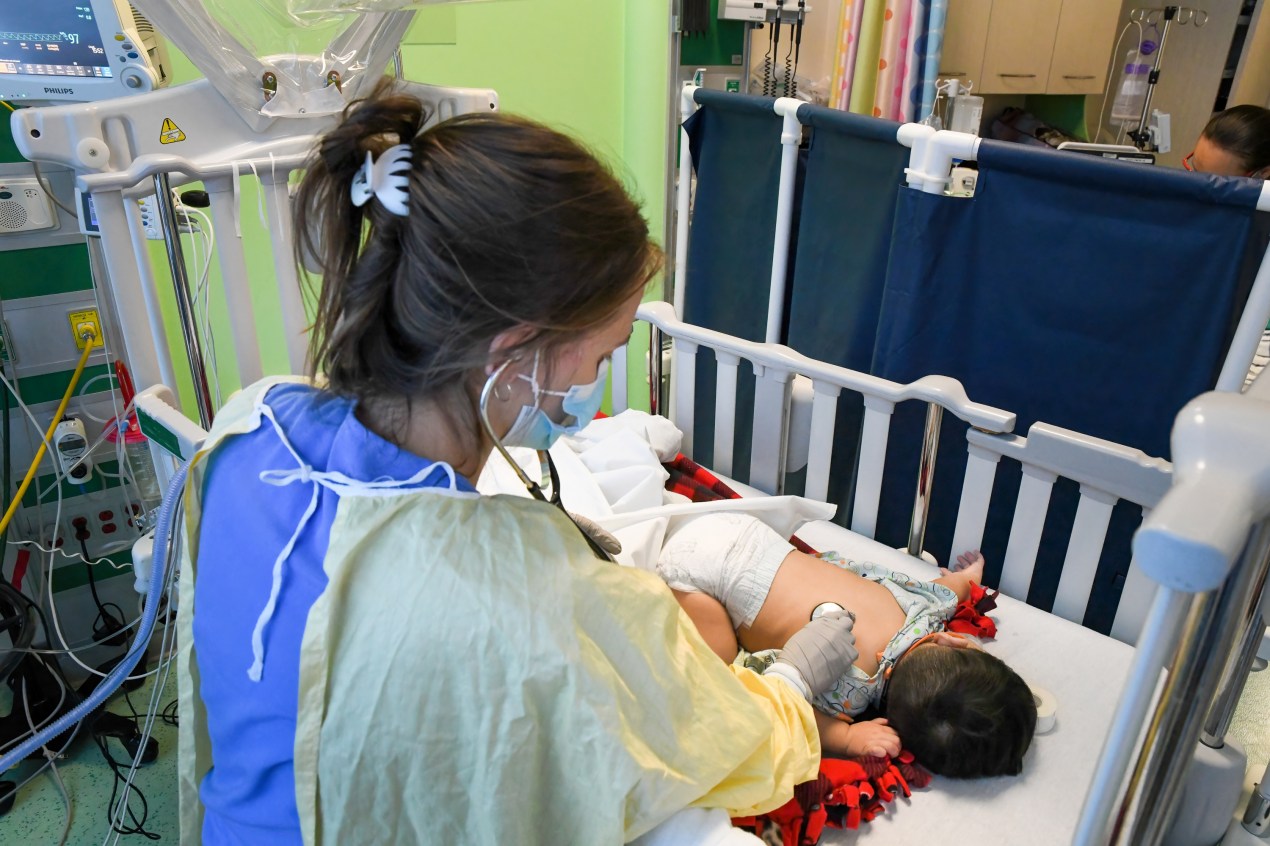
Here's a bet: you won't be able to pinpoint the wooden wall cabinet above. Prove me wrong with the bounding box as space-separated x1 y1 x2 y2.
941 0 1122 96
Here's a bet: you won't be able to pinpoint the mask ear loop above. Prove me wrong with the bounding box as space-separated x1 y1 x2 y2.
480 360 615 562
480 359 549 503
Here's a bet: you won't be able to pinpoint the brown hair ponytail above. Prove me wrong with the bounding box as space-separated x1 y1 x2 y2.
294 78 660 443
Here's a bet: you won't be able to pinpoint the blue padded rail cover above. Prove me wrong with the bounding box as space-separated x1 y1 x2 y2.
870 140 1264 630
784 104 909 508
682 90 788 475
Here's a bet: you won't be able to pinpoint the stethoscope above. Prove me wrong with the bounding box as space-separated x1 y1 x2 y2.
478 359 616 562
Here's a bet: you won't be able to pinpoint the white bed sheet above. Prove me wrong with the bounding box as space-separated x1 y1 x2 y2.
791 518 1135 845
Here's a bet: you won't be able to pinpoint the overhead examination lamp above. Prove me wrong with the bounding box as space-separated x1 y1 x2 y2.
0 0 171 104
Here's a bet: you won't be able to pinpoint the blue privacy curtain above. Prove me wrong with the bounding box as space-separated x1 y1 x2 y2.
682 90 788 475
870 141 1264 630
783 104 909 507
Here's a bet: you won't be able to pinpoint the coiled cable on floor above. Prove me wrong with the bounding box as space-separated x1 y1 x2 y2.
0 460 187 774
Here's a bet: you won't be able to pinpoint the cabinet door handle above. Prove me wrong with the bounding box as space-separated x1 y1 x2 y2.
1063 74 1096 80
940 70 968 76
998 73 1037 78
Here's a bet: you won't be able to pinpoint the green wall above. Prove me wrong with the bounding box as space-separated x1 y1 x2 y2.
149 0 670 412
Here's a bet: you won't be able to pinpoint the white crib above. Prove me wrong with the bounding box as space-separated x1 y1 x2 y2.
605 85 1270 845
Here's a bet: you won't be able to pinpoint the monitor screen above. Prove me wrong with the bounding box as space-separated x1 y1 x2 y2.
0 3 112 82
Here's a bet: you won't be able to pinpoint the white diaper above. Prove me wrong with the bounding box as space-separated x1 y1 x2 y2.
656 513 795 628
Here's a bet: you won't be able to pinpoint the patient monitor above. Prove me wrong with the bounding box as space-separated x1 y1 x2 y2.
0 0 171 103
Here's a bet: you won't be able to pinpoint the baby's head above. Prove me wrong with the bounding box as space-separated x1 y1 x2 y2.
884 639 1036 778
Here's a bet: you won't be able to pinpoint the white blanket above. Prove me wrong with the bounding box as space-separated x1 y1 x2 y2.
476 410 835 572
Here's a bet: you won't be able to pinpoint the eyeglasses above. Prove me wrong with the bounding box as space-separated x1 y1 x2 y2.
1182 150 1258 178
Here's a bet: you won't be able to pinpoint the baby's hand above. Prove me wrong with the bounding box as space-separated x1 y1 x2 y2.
845 718 901 759
944 549 985 583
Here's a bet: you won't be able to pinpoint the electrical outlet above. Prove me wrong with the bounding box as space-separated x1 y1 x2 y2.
67 308 102 349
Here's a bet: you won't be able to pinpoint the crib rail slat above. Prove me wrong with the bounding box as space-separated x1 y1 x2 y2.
999 466 1058 601
713 352 740 478
804 383 842 502
1052 486 1118 624
672 340 698 457
749 366 792 494
951 443 1002 557
1110 504 1160 644
851 397 895 539
1110 555 1161 644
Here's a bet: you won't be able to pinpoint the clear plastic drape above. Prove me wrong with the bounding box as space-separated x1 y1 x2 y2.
128 1 491 120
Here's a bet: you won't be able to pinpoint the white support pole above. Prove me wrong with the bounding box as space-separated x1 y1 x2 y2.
96 190 176 392
1216 183 1270 391
765 98 803 344
672 84 698 319
259 170 309 375
902 128 981 196
896 122 937 191
205 177 264 387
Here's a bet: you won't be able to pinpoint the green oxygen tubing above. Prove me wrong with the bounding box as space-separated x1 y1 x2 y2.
0 459 188 772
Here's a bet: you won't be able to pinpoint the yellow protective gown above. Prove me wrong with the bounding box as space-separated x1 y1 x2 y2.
177 378 820 845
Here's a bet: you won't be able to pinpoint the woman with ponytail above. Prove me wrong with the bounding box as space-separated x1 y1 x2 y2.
175 80 843 845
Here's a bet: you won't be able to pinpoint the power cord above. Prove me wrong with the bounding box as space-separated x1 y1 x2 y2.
76 529 128 649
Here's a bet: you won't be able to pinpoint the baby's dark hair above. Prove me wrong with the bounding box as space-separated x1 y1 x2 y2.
884 645 1036 779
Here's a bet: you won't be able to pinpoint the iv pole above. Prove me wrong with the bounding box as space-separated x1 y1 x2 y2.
1126 5 1208 152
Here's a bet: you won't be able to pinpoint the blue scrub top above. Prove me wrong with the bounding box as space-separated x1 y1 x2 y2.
193 383 475 844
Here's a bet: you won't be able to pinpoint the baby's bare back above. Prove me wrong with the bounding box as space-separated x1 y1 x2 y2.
739 550 906 676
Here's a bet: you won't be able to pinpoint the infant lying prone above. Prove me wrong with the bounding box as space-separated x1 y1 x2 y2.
657 513 1036 778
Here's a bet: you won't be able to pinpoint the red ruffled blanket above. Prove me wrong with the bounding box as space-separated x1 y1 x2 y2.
661 453 1001 843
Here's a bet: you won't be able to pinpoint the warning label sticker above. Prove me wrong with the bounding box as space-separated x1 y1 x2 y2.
159 118 186 145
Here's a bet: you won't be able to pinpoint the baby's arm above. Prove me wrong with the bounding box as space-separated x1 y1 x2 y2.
815 711 902 759
934 549 985 602
672 589 740 663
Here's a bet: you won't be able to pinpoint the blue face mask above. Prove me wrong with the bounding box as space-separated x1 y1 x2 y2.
501 353 610 451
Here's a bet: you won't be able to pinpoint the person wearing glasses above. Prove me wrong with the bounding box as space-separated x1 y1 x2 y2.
1183 106 1270 390
1183 105 1270 178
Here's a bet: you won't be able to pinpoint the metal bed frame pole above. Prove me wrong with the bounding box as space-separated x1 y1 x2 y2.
906 402 943 557
1202 606 1267 744
649 324 664 417
1110 522 1270 845
152 173 215 429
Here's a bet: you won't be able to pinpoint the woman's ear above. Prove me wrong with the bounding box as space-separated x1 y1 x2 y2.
486 326 538 376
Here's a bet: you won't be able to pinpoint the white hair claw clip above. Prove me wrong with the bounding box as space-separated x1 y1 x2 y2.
350 143 413 217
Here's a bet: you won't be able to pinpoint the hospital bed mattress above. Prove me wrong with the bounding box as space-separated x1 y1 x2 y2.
787 519 1134 845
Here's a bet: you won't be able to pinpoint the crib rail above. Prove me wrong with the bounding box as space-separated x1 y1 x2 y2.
1078 379 1270 845
626 298 1014 511
621 301 1178 642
